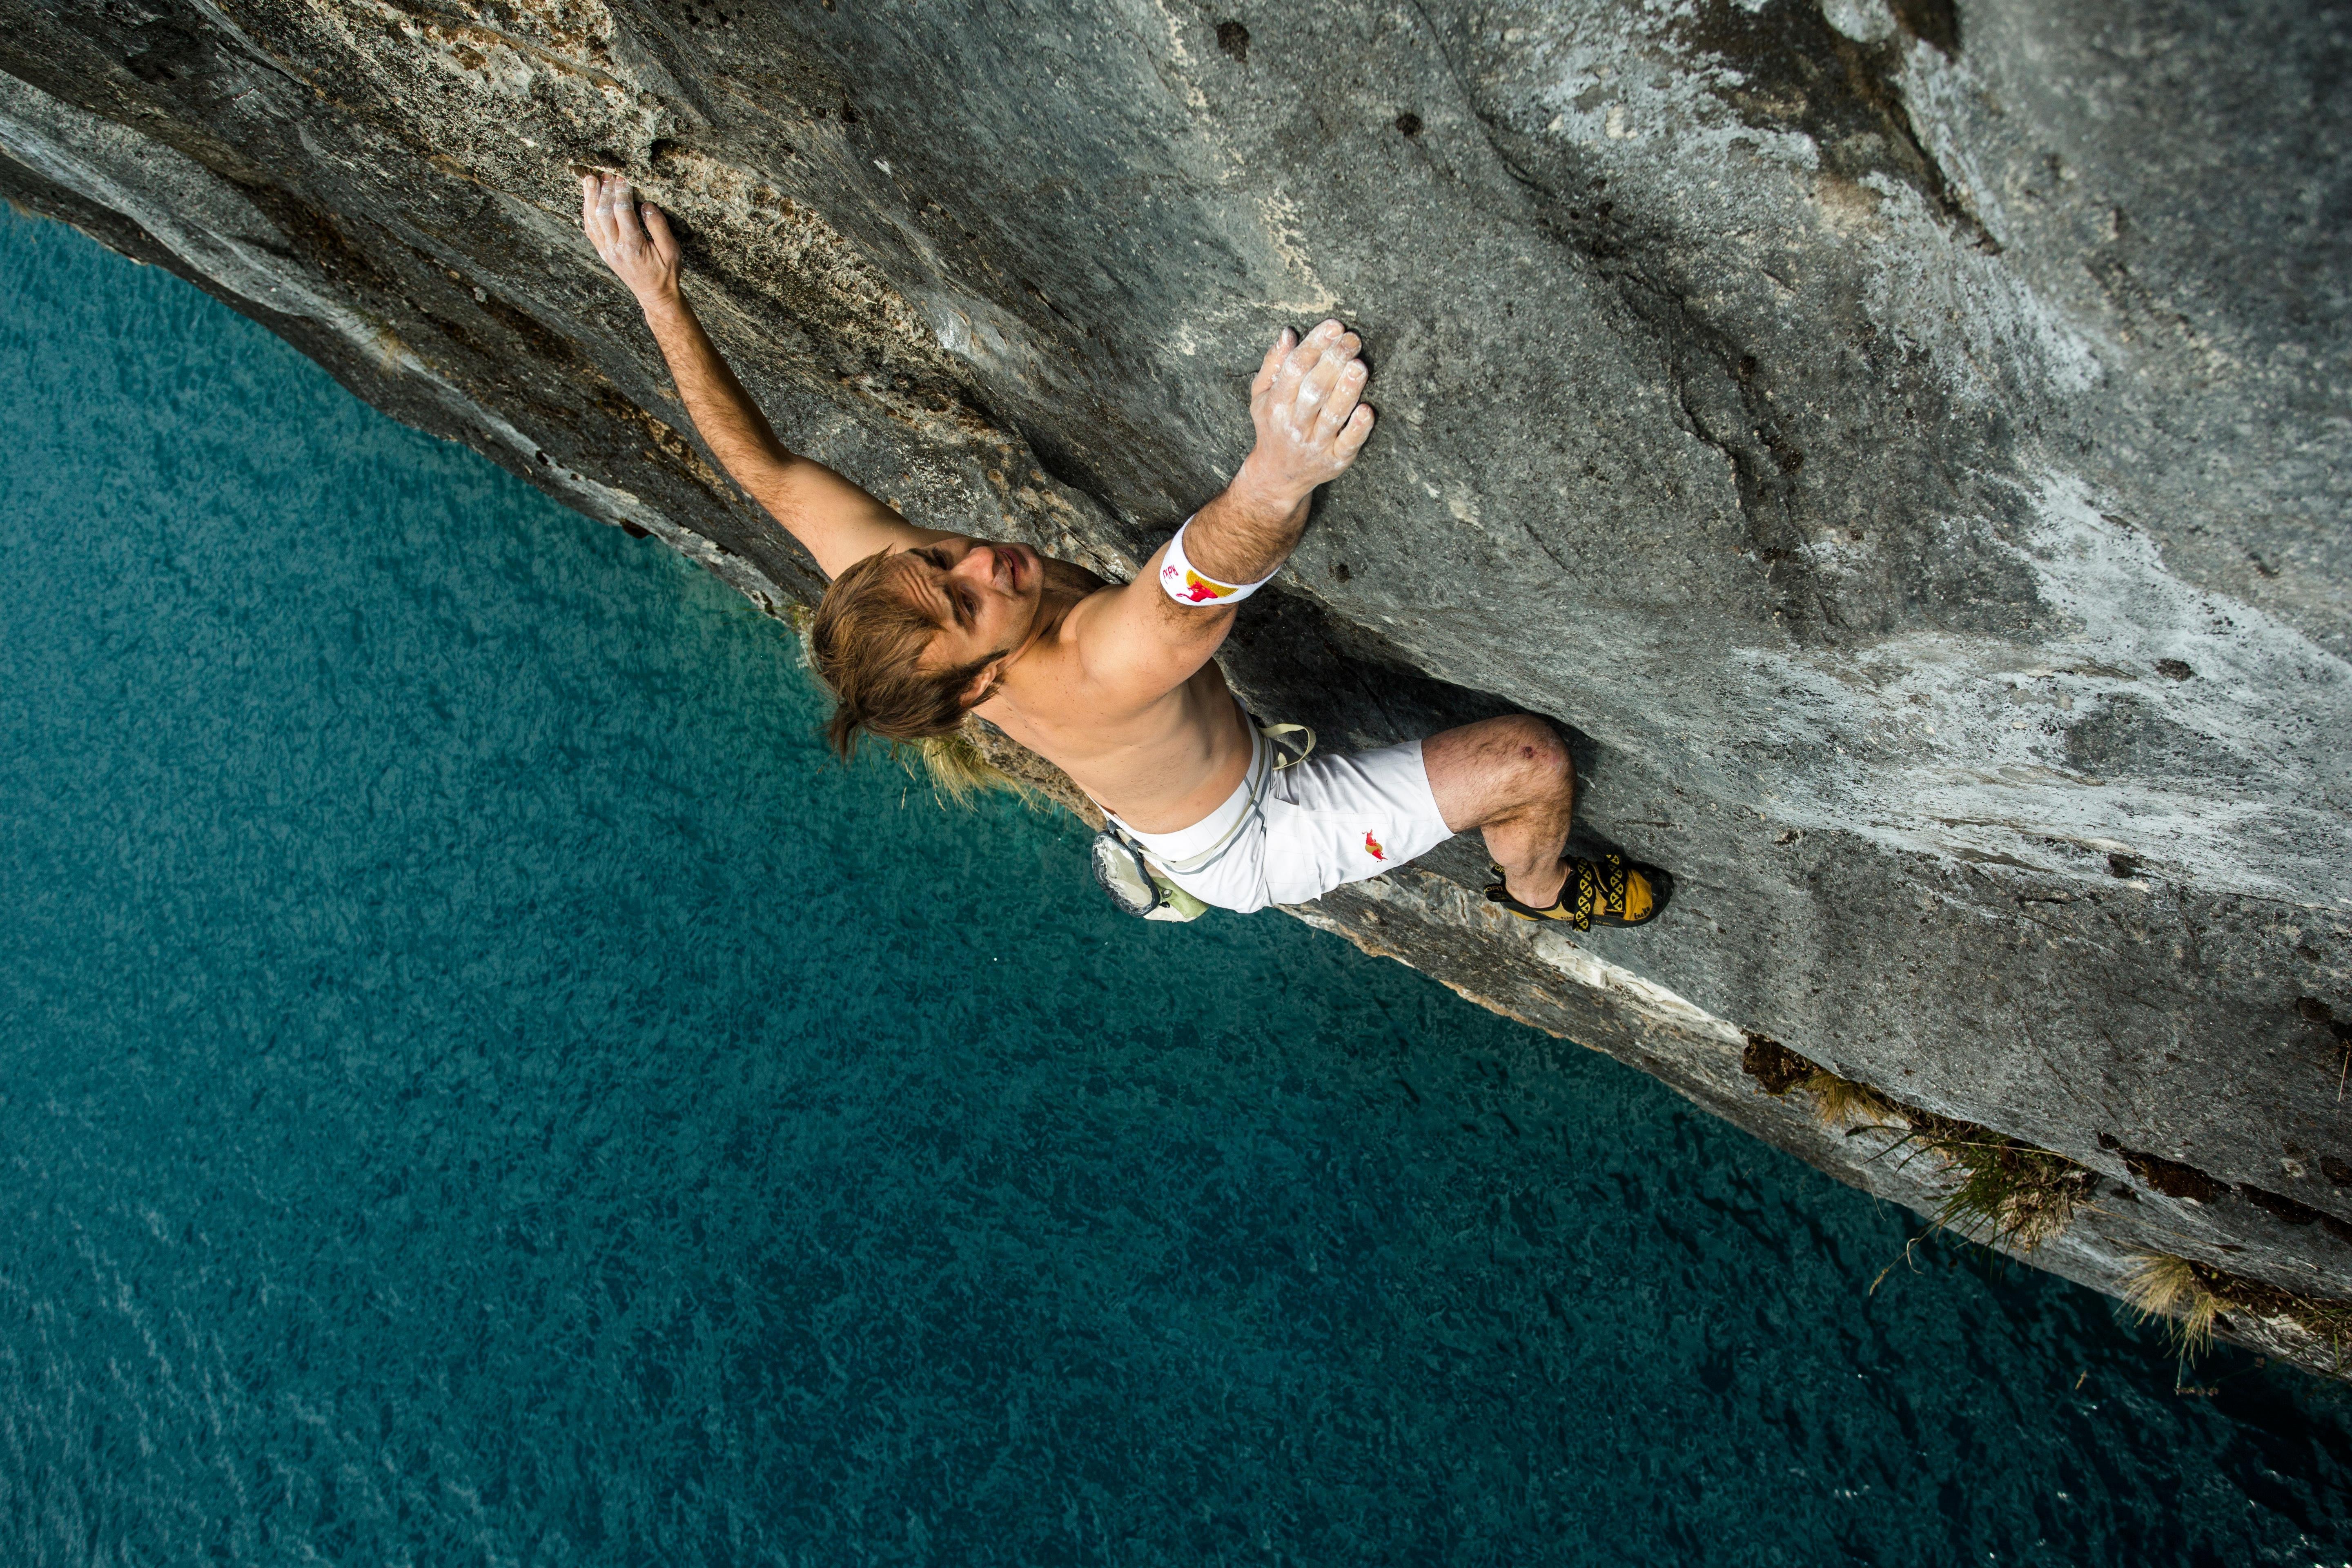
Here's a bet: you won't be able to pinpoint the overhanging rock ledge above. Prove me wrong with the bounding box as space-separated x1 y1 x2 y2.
2 0 2345 1374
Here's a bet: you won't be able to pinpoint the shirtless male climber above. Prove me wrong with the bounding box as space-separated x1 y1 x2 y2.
581 174 1665 928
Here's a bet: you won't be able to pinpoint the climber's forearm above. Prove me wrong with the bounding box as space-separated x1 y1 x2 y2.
580 172 927 574
636 287 795 482
1180 454 1314 585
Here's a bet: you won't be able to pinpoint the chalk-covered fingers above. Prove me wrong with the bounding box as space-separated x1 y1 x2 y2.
1243 317 1376 499
1250 326 1294 405
1287 319 1352 400
1274 323 1355 431
1308 381 1374 471
581 172 635 248
610 174 643 246
580 172 681 305
1312 356 1369 434
1335 398 1375 460
1256 318 1336 416
579 174 611 249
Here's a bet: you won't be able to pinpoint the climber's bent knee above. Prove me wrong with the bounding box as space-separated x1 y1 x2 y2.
1423 714 1574 833
1111 733 1453 913
1502 714 1574 803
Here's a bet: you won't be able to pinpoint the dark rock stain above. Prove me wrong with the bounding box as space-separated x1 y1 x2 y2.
1675 0 1996 250
1887 0 1960 56
1740 1031 1814 1095
2237 1183 2352 1244
233 181 395 297
2105 1139 2227 1204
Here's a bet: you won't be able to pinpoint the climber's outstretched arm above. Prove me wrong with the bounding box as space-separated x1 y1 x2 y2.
1069 318 1375 703
579 174 943 577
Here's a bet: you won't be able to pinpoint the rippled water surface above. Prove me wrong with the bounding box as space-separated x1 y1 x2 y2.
2 213 2348 1566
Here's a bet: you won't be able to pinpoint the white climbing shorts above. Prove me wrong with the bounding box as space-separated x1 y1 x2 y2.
1108 723 1454 914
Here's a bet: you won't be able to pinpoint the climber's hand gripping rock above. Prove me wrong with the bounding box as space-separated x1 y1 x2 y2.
1169 320 1375 590
581 172 681 306
1243 318 1375 500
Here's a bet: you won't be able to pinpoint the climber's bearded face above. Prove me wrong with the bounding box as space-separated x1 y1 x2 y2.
889 535 1047 675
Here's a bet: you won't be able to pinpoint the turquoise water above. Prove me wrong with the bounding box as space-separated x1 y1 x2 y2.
0 211 2347 1568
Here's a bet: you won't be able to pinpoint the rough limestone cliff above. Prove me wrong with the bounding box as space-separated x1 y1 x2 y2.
4 1 2347 1374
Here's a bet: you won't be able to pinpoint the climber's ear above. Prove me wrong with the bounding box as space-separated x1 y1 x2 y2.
959 653 1011 709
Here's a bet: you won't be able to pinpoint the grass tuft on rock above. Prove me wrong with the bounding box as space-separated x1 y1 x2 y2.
1906 1121 2102 1252
1800 1070 1899 1130
2121 1254 2229 1358
1740 1041 2099 1252
2123 1253 2352 1366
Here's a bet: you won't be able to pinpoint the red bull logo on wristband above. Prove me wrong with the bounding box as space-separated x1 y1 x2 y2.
1163 561 1237 603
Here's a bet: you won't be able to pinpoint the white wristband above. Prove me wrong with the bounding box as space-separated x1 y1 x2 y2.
1158 517 1276 607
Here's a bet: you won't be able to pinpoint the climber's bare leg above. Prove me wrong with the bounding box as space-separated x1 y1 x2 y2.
1422 715 1575 909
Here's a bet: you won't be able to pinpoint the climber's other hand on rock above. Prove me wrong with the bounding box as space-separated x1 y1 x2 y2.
581 172 680 307
1237 318 1375 504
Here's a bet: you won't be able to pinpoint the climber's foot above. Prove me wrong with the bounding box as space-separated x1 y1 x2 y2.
1484 853 1670 931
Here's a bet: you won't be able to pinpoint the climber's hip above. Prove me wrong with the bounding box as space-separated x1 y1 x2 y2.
1108 729 1452 913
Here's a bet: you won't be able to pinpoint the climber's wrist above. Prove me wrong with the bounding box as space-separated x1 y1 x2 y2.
1229 450 1314 517
633 280 686 320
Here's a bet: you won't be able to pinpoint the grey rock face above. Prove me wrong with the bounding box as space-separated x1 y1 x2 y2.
1 1 2345 1372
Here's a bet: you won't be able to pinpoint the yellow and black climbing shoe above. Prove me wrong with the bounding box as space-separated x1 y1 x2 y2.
1483 853 1670 931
